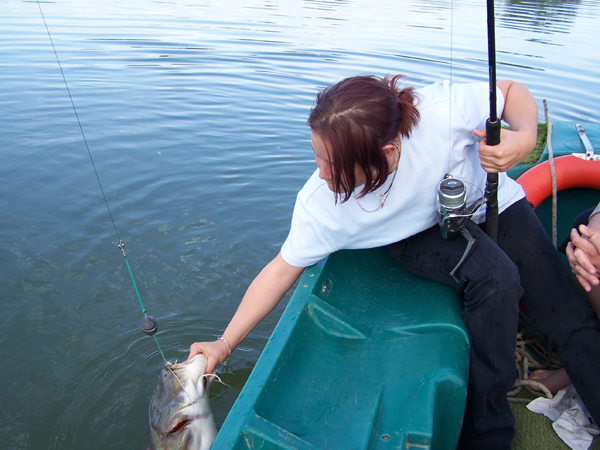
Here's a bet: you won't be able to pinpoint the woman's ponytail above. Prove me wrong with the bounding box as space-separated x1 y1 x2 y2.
387 74 420 138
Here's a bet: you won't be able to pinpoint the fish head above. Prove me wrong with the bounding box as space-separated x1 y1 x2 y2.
149 353 217 450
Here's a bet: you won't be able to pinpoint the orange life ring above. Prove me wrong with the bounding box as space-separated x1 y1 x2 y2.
516 155 600 208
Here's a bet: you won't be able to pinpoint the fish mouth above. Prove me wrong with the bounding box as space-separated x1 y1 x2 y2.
150 353 215 443
166 403 210 436
167 417 193 436
168 358 194 370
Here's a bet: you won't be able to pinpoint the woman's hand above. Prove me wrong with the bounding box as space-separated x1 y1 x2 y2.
473 80 538 173
473 127 536 173
188 339 231 374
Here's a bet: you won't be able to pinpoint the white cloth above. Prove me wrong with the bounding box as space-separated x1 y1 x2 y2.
281 81 525 267
527 385 600 450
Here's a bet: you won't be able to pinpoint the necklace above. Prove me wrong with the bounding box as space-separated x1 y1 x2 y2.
354 141 401 213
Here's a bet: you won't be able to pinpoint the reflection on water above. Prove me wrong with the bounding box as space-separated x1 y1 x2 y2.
498 0 582 34
1 0 599 448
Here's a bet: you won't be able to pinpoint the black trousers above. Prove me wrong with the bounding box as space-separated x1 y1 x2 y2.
389 198 600 449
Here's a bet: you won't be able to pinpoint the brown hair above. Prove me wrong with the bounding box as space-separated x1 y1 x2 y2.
307 74 420 202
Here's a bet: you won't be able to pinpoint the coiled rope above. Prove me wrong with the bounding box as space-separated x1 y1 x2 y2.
507 322 561 403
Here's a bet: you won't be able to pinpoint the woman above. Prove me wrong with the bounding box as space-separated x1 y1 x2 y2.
189 75 600 449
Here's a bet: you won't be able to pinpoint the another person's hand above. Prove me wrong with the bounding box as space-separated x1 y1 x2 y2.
188 339 231 374
566 224 600 292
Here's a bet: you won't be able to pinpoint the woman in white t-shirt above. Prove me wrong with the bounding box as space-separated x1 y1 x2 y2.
189 75 600 449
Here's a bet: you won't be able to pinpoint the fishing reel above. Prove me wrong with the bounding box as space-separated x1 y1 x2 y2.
436 175 487 282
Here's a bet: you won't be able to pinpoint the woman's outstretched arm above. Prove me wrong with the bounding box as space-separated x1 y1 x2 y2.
189 252 305 373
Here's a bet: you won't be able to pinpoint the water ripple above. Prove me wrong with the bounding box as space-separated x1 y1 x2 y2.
2 0 600 447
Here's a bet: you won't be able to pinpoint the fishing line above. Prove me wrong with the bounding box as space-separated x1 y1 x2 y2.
37 0 167 364
447 0 454 174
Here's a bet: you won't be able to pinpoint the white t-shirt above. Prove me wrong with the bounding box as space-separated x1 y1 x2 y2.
281 81 526 268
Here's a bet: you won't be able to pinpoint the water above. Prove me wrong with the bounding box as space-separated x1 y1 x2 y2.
1 0 599 448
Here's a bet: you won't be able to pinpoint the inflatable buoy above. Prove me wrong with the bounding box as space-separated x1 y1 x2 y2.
516 155 600 208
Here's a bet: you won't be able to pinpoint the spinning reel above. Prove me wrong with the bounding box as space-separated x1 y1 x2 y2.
436 175 487 282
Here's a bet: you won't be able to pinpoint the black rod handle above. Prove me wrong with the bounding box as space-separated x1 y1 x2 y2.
485 118 501 242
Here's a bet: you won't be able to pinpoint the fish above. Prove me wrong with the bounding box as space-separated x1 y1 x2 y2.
148 354 218 450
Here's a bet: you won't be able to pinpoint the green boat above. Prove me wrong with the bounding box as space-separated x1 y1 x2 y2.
212 121 600 450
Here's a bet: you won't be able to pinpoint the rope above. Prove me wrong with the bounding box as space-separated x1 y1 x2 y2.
38 0 167 364
544 99 558 247
506 107 560 403
507 322 562 403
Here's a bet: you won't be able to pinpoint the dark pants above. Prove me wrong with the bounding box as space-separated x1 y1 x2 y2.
389 198 600 449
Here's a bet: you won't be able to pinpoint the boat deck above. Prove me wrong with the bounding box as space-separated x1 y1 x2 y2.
214 247 469 449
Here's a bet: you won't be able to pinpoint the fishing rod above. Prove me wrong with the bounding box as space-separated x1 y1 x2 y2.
36 1 167 364
435 0 501 278
484 0 501 242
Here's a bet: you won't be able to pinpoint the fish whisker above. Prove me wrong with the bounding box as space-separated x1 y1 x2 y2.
166 365 198 420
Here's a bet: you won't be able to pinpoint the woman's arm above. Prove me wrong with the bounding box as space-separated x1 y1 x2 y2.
189 252 305 373
473 80 538 172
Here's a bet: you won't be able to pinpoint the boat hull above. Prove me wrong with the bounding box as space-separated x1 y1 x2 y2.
214 121 600 450
214 248 469 449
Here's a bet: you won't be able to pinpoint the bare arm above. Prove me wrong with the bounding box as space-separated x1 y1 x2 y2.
189 252 305 373
473 80 538 172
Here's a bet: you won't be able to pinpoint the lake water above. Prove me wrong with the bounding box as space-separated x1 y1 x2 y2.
1 0 599 448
